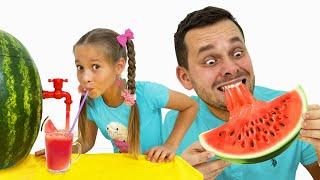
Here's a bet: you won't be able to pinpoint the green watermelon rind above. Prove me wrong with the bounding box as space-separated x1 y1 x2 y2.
0 30 42 169
199 85 308 164
214 133 299 164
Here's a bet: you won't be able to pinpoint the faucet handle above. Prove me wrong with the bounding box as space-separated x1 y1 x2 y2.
47 78 67 90
48 78 67 83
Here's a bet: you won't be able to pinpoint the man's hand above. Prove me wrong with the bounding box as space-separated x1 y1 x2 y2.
181 141 230 180
300 104 320 162
181 141 214 166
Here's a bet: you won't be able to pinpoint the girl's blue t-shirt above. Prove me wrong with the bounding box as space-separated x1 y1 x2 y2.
86 81 169 153
163 86 318 180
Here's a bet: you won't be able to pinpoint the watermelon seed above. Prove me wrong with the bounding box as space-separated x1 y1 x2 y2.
276 116 282 121
229 130 235 136
282 103 288 108
270 131 275 137
250 140 255 148
238 134 242 140
219 131 226 137
256 126 261 132
270 117 275 122
263 129 268 134
273 125 280 131
241 141 245 148
263 135 269 143
250 128 254 134
255 118 259 123
259 118 264 123
250 121 255 126
280 123 285 128
245 122 249 127
265 121 271 127
246 130 249 137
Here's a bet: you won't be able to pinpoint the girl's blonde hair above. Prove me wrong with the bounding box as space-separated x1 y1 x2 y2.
74 28 140 158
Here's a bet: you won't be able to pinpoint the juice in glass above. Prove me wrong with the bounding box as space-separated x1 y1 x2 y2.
45 130 73 172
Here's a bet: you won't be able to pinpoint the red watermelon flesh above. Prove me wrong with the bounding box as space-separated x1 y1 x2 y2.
44 119 58 133
199 83 307 163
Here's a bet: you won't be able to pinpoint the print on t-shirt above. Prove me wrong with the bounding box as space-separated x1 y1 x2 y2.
106 122 128 153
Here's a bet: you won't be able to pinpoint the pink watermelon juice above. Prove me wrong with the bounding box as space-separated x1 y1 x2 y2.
45 130 73 172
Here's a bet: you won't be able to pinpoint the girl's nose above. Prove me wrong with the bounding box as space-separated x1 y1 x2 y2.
81 70 93 84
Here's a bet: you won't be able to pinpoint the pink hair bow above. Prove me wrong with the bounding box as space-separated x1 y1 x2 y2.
121 89 136 106
116 29 134 47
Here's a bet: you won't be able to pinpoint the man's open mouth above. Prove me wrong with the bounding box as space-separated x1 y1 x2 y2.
217 78 247 92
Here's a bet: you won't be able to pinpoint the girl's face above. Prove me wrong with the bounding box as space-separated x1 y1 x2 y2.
74 44 117 98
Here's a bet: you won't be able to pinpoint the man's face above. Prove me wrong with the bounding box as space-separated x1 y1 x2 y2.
180 20 255 110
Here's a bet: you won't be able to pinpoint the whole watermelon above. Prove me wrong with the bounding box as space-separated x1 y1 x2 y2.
0 30 42 169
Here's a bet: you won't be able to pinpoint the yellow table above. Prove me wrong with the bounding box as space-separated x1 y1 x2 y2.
0 153 202 180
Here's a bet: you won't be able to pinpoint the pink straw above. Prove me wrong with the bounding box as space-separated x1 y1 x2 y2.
70 91 89 132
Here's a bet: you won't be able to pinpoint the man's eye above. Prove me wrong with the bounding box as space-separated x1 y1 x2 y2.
205 59 216 65
233 51 243 58
93 64 100 70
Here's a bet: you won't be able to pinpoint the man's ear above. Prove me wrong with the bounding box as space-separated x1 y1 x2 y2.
115 57 126 75
176 66 193 90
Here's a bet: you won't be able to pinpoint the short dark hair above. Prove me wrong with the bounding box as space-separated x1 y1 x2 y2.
174 6 244 69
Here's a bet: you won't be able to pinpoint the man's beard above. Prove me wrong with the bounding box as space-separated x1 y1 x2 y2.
192 82 228 111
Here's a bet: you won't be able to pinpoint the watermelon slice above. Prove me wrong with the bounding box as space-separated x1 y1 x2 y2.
199 83 307 164
44 119 58 133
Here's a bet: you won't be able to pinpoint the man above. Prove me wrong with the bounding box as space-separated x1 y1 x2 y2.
163 6 320 180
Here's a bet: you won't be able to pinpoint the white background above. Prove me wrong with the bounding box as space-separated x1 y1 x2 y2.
1 0 319 179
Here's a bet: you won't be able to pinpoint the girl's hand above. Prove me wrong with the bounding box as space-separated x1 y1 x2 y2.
145 144 176 163
78 85 87 94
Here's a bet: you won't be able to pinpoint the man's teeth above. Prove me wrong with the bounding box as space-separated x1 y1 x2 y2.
222 82 241 91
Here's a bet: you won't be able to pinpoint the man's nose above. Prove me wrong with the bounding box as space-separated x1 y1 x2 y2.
219 57 240 77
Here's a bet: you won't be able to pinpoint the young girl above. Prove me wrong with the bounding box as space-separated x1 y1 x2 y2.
74 28 198 162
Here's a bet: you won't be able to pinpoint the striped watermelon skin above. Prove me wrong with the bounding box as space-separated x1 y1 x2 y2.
0 30 42 169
